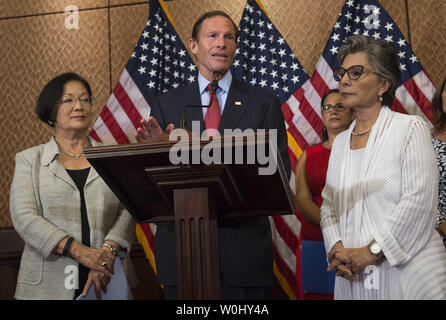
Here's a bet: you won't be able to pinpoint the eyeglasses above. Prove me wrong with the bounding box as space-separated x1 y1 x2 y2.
58 94 93 106
321 103 345 113
333 65 377 81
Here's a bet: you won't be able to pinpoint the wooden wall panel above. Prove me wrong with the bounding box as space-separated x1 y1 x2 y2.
261 0 344 79
110 4 149 89
0 0 108 19
408 0 446 88
110 0 147 5
0 9 110 227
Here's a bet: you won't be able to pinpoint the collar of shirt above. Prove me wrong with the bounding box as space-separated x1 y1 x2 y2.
198 71 232 117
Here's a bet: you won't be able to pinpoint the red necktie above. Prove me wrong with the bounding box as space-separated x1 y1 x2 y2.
205 83 221 136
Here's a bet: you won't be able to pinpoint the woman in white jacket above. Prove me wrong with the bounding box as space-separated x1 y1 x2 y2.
320 35 446 299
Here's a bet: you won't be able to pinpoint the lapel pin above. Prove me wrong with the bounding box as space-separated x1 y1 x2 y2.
235 101 242 106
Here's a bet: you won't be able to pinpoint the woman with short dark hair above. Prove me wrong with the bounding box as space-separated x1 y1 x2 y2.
295 88 353 299
10 73 137 299
321 35 446 299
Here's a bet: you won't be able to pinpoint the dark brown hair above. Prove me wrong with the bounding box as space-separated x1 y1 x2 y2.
321 89 340 141
35 72 92 127
191 10 239 42
431 76 446 135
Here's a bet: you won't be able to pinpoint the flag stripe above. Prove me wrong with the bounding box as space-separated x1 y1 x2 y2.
287 148 298 174
91 115 117 145
272 244 298 296
119 68 151 119
139 223 155 250
282 103 311 150
315 56 339 91
292 88 323 143
310 69 331 99
391 97 407 115
413 70 435 101
272 216 299 253
302 80 324 124
98 105 131 144
113 81 143 130
403 77 432 120
89 128 102 143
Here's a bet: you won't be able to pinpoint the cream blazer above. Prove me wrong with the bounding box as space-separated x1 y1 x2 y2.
10 136 137 300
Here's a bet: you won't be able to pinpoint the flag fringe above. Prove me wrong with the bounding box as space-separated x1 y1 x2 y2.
135 224 158 275
273 261 296 300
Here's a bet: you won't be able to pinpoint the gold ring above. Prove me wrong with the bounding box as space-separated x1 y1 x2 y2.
101 261 108 267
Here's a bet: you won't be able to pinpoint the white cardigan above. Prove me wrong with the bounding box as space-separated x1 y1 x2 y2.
321 107 446 299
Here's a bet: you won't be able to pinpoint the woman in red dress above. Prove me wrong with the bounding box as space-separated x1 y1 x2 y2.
295 89 353 299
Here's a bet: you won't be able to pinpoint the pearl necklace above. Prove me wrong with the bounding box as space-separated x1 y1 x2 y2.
351 126 373 136
58 145 84 159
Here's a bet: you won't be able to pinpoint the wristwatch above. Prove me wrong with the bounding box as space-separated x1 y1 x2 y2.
368 240 383 257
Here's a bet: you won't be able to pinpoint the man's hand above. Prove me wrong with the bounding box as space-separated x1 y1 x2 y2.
135 116 174 143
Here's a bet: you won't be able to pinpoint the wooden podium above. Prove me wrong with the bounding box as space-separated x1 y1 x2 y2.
84 132 295 299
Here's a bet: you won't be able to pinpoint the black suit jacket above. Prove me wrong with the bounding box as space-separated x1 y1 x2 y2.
150 77 291 287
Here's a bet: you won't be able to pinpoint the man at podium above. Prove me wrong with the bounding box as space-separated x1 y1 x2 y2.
135 10 290 299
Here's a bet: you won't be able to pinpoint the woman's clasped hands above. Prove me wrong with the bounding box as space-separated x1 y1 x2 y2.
327 241 381 281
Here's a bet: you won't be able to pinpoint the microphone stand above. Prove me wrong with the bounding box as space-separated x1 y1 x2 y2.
179 80 218 129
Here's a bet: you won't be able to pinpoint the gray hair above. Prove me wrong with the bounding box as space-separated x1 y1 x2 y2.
338 35 400 106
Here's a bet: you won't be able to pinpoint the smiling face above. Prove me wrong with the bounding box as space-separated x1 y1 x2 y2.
54 80 94 134
321 92 353 134
338 51 390 110
189 15 237 81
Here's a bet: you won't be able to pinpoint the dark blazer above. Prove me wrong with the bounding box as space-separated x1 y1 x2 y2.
150 76 291 287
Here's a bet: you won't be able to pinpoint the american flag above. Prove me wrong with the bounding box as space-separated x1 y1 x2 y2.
232 0 323 300
90 0 196 145
311 0 435 122
90 0 196 276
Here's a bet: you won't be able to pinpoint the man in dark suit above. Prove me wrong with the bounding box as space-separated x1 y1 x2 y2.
135 10 290 299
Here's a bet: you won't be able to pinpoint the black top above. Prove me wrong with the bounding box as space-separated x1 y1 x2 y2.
66 167 90 298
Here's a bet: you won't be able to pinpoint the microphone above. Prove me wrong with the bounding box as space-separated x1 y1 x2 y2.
179 80 219 129
179 104 209 129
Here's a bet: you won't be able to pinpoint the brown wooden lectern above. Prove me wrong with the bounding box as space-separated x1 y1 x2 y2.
84 132 295 300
